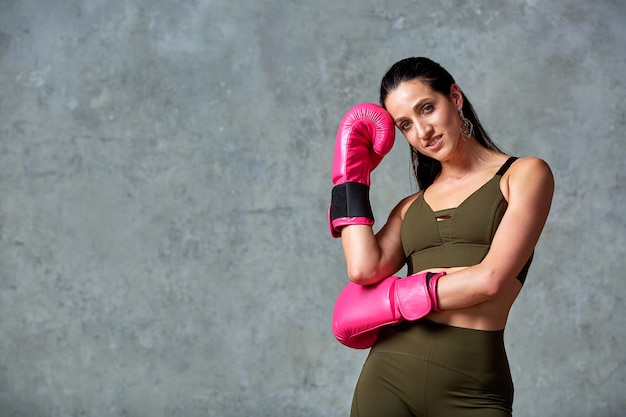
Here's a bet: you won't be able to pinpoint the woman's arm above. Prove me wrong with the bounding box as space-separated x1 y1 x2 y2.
340 194 416 285
435 157 555 309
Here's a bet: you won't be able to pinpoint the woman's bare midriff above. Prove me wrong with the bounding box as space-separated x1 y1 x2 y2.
426 279 522 331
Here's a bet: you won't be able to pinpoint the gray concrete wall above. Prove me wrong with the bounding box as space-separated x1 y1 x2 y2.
0 0 624 416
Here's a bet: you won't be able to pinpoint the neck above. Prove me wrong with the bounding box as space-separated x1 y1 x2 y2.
439 140 498 179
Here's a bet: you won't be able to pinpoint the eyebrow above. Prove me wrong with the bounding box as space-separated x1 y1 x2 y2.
393 98 429 124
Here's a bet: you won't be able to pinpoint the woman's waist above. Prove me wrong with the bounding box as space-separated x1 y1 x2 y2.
373 319 507 364
424 309 508 332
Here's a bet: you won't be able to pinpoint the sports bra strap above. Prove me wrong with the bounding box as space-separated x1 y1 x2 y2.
496 156 518 176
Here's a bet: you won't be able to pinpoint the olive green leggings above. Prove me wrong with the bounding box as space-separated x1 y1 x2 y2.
350 320 514 417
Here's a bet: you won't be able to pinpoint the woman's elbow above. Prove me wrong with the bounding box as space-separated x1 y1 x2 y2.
479 269 507 298
347 265 380 286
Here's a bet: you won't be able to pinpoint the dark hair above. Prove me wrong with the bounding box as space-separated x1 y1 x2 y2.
380 57 503 189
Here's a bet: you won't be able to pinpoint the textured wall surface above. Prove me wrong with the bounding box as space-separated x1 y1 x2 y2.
0 0 624 416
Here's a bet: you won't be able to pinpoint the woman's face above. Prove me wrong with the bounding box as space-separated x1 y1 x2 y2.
384 79 463 161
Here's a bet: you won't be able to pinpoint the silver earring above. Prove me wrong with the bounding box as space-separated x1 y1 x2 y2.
458 108 473 141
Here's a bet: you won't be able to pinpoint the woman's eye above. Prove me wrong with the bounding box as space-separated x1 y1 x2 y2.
399 121 411 131
422 104 433 115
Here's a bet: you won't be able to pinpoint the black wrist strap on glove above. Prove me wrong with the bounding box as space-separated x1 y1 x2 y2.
329 182 374 222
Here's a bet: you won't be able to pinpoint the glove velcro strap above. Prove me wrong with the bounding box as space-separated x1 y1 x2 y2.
330 182 373 222
426 272 445 312
395 274 431 321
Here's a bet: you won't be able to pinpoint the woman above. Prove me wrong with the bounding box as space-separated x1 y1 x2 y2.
329 57 554 416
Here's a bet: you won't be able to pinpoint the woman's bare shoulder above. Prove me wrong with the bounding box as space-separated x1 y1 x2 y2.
511 155 552 171
504 156 554 201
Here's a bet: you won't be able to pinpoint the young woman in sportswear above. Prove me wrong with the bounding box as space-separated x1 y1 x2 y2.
328 57 554 416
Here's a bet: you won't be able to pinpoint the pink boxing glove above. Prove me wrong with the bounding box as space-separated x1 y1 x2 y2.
332 271 445 349
328 103 395 238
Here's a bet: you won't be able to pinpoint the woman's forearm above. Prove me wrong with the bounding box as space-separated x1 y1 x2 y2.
340 225 384 285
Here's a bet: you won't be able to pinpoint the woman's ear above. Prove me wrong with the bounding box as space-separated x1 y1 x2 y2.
449 84 463 108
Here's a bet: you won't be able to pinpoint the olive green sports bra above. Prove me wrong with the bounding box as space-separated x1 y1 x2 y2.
401 157 532 284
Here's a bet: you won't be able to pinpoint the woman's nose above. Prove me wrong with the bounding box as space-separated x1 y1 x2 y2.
414 121 432 140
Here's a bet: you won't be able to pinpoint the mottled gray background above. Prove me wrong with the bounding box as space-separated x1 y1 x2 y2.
0 0 624 416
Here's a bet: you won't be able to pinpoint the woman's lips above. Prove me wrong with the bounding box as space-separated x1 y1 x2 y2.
426 135 443 150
